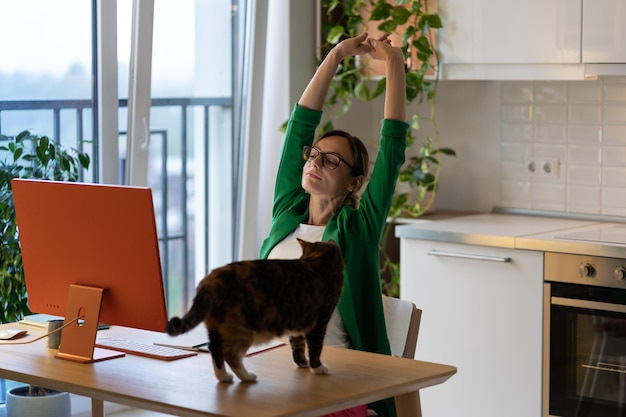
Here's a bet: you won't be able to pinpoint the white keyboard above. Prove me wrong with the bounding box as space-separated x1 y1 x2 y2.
95 337 198 361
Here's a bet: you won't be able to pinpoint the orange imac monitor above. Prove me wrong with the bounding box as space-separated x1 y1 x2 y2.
11 179 168 363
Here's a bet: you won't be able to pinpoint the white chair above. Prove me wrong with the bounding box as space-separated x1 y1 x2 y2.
382 295 422 359
367 295 423 417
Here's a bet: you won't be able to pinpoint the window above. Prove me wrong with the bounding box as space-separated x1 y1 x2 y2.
0 0 240 329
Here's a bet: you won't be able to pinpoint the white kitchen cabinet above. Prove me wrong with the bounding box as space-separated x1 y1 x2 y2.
583 0 626 63
438 0 581 65
399 239 543 417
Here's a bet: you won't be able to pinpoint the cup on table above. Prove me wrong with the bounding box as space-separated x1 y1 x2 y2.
46 319 64 349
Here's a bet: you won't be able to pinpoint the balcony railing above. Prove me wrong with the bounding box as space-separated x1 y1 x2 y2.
0 96 232 315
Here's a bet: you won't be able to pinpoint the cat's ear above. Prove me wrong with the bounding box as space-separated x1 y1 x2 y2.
296 238 307 247
327 239 338 247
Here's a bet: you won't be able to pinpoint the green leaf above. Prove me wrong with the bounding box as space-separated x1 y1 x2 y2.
438 147 457 157
370 2 393 20
403 26 417 46
371 77 387 99
377 20 397 32
391 7 411 25
327 25 345 44
424 13 443 29
16 130 29 141
79 153 91 168
414 35 432 54
354 79 371 101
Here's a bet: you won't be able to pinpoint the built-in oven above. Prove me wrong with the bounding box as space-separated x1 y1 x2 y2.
544 252 626 417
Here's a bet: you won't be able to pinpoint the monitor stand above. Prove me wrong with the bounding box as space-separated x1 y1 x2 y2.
54 284 125 363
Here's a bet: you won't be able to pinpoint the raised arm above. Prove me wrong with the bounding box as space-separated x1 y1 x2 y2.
298 33 374 111
367 37 406 122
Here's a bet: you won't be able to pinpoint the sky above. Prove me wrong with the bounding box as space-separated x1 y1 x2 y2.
0 0 195 80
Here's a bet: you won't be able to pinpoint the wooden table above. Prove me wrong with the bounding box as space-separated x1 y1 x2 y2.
0 324 455 417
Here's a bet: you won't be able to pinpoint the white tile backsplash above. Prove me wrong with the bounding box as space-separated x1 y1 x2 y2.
534 104 567 124
534 124 566 143
568 125 602 144
567 145 602 165
603 146 626 165
534 84 567 103
501 105 533 123
602 187 626 216
604 84 626 102
603 125 626 144
501 123 533 142
567 165 602 185
569 104 603 124
604 104 626 123
499 77 626 217
567 185 602 208
568 83 602 103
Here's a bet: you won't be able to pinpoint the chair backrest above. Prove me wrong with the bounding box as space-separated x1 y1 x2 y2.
382 295 422 358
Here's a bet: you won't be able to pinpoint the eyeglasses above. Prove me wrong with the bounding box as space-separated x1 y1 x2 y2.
302 146 354 171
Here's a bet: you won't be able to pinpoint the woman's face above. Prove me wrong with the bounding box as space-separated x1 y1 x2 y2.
301 136 360 200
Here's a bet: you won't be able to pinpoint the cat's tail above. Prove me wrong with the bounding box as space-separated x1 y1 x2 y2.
165 288 212 335
165 316 188 336
165 310 206 335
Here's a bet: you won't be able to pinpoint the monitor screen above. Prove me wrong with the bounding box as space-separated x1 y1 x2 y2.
12 179 168 361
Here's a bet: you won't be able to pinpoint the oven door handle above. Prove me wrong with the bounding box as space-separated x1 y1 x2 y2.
552 296 626 314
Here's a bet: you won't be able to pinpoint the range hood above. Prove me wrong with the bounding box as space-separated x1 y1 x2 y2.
439 63 626 81
584 63 626 77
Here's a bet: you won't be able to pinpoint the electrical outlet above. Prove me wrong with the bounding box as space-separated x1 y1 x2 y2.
525 157 561 179
538 157 560 179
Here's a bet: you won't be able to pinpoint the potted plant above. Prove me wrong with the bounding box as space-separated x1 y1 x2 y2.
0 130 90 323
316 0 456 296
5 385 71 417
0 130 89 416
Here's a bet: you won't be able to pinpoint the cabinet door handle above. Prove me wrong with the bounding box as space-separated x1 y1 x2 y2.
426 249 512 263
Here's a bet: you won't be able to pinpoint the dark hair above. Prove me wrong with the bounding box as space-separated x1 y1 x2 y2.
316 130 370 208
318 130 369 177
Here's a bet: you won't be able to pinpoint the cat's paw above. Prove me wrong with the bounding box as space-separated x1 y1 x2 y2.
231 365 258 382
237 371 257 383
215 368 234 383
311 364 329 375
294 358 309 368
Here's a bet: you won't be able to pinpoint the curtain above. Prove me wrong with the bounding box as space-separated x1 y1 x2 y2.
236 0 316 261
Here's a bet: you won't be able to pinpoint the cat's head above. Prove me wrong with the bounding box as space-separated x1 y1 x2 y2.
296 238 342 263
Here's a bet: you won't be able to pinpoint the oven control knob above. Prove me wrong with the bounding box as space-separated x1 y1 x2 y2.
579 263 595 278
614 267 626 282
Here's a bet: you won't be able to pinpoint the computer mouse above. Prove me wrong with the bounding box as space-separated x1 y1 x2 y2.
0 328 28 340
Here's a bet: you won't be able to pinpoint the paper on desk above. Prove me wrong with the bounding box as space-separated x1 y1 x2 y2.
19 313 63 328
246 339 286 356
20 313 110 330
153 326 285 355
153 325 209 351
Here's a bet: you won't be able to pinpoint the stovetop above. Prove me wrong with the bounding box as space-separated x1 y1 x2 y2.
555 224 626 246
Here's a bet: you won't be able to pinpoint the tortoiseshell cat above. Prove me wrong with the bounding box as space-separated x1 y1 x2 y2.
165 238 344 383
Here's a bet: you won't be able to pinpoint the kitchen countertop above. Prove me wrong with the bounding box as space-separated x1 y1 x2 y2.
395 212 626 258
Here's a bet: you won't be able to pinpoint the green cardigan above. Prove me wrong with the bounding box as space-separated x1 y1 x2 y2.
260 104 408 417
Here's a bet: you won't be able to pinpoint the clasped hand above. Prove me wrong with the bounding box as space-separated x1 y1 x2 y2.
335 32 401 62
